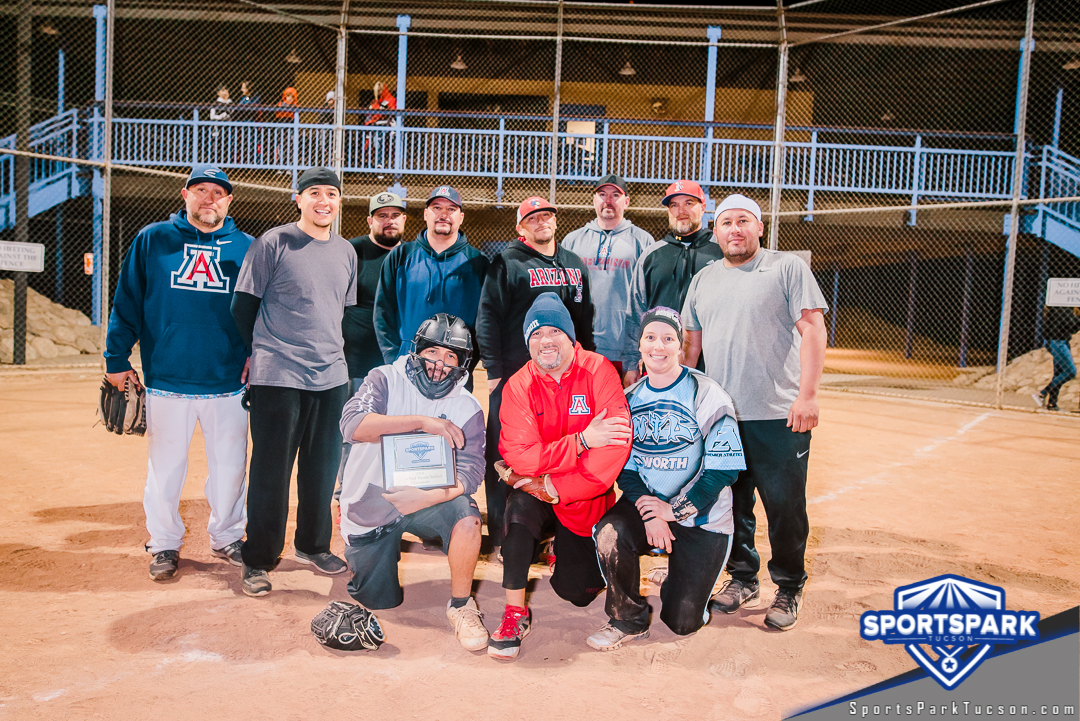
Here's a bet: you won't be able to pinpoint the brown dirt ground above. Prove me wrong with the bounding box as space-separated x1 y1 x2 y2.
0 369 1078 721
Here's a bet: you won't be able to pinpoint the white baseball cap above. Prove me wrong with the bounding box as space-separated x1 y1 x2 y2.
715 193 762 222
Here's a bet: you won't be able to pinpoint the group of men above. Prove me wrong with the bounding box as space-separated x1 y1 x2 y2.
104 161 827 660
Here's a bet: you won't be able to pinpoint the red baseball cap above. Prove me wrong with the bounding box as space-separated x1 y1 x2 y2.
661 180 705 206
517 196 557 223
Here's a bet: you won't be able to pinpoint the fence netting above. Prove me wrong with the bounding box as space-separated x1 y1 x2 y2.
1 0 1078 412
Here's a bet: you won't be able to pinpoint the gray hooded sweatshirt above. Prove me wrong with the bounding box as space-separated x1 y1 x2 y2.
561 218 656 363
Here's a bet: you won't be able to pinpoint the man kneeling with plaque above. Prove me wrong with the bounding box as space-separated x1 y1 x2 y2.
338 313 489 651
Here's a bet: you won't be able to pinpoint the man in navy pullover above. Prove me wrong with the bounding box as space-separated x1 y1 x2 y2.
373 185 489 387
104 165 253 582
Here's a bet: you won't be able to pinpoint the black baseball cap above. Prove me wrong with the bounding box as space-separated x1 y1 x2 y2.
595 174 628 194
297 166 341 193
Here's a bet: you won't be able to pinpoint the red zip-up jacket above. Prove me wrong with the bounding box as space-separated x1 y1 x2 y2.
498 344 631 536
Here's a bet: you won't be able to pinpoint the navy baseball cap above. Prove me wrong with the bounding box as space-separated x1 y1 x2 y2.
427 185 462 208
186 164 232 194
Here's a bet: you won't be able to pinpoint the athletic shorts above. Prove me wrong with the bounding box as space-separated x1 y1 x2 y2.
344 494 480 610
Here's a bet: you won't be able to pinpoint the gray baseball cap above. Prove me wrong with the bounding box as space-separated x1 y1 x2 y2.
369 191 405 214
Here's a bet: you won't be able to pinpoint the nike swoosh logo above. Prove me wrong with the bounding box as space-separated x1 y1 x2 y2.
536 411 543 416
797 450 809 458
216 239 231 245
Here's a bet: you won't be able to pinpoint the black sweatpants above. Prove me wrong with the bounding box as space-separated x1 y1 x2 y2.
726 419 811 592
483 382 507 546
501 489 606 608
595 497 730 636
241 383 350 570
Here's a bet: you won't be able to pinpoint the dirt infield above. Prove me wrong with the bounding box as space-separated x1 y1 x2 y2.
1 370 1078 720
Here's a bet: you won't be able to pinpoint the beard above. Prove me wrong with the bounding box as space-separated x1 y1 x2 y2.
669 217 700 235
191 207 223 227
722 238 760 264
373 227 402 245
535 349 565 370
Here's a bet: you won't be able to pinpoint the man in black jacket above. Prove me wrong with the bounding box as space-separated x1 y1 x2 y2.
475 197 595 549
336 191 407 490
622 180 722 386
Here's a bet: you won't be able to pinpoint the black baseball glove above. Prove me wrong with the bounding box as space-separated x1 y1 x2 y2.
311 601 385 651
97 376 147 436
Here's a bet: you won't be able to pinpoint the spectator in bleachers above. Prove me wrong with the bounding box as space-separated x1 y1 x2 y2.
209 85 232 122
365 82 397 169
276 86 298 122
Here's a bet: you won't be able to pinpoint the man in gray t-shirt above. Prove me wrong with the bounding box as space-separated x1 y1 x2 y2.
232 167 358 598
682 193 827 633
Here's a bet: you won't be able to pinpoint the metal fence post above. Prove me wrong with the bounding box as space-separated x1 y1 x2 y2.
291 109 300 191
804 130 817 221
829 261 840 348
91 4 106 327
908 134 922 226
55 47 66 305
958 244 974 369
12 0 31 364
548 0 564 204
702 26 722 212
995 0 1036 408
496 117 505 203
331 4 349 236
100 0 115 355
767 3 788 251
394 14 410 181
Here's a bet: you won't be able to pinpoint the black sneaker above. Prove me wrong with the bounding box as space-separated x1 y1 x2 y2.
765 588 803 631
211 540 244 567
294 550 347 575
149 550 180 581
710 578 760 614
242 564 271 597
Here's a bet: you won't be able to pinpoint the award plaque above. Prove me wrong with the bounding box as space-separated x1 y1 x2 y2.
379 432 456 490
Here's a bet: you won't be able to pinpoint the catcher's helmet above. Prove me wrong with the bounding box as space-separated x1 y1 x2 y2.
406 313 473 400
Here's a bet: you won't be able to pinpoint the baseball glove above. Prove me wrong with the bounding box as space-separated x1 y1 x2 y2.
97 376 147 436
311 601 385 651
494 460 558 504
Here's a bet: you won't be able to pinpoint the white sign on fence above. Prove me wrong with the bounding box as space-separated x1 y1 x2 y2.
0 241 45 273
1046 278 1080 307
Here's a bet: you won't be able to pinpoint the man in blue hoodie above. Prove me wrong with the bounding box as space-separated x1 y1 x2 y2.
374 185 489 388
104 165 253 582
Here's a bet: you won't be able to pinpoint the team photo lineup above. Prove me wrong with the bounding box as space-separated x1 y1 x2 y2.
101 161 828 659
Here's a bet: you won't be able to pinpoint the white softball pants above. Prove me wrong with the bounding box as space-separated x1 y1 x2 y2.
144 393 248 553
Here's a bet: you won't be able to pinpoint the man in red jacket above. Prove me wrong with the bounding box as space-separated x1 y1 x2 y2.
487 292 632 661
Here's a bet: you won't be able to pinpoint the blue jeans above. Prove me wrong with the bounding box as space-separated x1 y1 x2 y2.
1042 340 1077 407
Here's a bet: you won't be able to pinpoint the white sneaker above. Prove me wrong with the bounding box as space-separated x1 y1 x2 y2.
446 598 489 652
586 622 649 651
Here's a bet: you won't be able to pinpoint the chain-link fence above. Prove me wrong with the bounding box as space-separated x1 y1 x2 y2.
2 0 1078 411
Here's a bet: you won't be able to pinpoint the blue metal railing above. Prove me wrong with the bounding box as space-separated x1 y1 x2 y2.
89 107 1022 209
0 108 80 229
1037 146 1080 231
